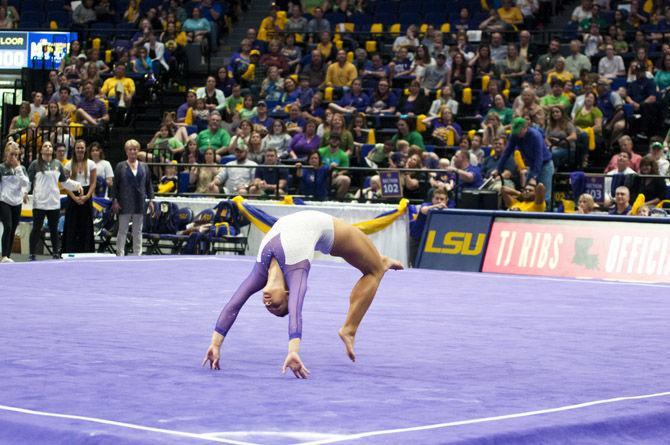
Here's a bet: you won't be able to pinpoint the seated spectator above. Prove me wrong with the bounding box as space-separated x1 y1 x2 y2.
565 40 591 79
94 0 115 22
654 53 670 92
302 91 326 122
246 131 265 164
250 101 273 133
479 8 507 32
133 46 154 75
410 45 434 81
285 3 308 38
428 85 458 118
181 139 204 165
261 119 292 158
424 108 462 146
393 25 419 53
196 112 231 156
40 102 64 128
56 87 78 123
278 77 300 107
182 7 211 43
0 6 14 29
499 44 529 91
329 79 370 118
420 53 449 92
486 94 514 126
281 34 302 72
448 149 483 191
72 0 96 26
649 139 669 176
625 65 659 136
284 103 307 134
502 182 547 211
598 45 625 79
189 148 220 194
595 77 625 146
545 106 578 170
366 79 398 114
207 145 257 195
452 8 475 34
295 151 330 200
582 23 603 57
447 52 472 91
306 7 330 44
402 153 428 200
573 91 603 139
325 50 358 88
628 155 666 207
361 53 390 87
295 76 314 108
605 135 642 173
498 0 524 28
350 113 372 150
318 133 351 199
482 136 517 185
489 32 508 65
316 31 336 63
260 66 285 102
541 79 571 112
536 38 561 73
397 80 431 117
196 76 226 114
248 148 288 196
8 101 35 137
100 65 135 124
322 112 354 155
389 47 414 80
290 120 320 159
546 58 574 85
259 3 284 42
77 81 109 126
299 50 327 89
391 118 425 150
608 186 631 215
260 39 290 75
225 84 244 116
513 87 546 127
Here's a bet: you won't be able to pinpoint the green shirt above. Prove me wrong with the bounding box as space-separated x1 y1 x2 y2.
487 107 513 126
573 106 603 130
196 128 231 152
540 94 571 109
239 107 257 121
319 146 350 168
226 96 244 113
391 130 425 150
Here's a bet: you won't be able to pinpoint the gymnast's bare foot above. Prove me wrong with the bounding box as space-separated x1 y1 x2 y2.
382 256 404 271
338 328 356 362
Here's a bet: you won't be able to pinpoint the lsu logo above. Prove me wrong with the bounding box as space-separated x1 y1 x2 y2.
423 230 486 256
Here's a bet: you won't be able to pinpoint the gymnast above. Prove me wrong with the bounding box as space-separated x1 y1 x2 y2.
202 210 403 378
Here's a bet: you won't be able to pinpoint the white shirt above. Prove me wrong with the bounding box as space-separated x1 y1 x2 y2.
598 55 625 78
64 159 96 187
95 159 114 198
605 167 636 201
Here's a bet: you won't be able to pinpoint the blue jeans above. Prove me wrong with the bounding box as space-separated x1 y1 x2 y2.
537 160 555 205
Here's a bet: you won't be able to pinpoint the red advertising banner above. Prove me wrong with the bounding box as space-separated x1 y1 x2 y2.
482 218 670 283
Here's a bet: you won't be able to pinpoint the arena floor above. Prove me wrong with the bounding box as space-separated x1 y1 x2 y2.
1 256 669 445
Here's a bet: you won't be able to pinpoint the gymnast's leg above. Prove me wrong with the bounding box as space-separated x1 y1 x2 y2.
329 218 403 361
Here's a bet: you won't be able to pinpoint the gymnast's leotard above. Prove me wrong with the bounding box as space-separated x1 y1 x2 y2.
215 211 335 339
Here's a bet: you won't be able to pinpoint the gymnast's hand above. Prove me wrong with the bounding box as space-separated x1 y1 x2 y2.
202 344 221 370
282 351 310 379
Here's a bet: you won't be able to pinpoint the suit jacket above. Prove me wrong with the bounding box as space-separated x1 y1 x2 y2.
110 160 154 215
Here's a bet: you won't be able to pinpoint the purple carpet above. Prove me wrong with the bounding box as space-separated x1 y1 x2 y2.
1 256 669 445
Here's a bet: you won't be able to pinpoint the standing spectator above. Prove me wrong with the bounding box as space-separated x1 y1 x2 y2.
448 149 483 190
28 141 83 261
90 143 114 198
545 106 578 170
62 140 96 253
111 139 155 256
0 142 29 263
494 118 555 203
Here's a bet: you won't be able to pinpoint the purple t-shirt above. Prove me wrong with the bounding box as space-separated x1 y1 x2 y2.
290 133 321 158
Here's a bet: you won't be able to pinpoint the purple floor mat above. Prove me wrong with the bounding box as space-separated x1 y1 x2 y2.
1 256 669 445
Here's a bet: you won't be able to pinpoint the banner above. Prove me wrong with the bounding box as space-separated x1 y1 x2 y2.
416 211 492 271
482 218 670 283
0 31 77 70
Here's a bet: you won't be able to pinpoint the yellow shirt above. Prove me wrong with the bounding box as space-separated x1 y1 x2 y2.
325 62 358 87
59 102 77 122
100 77 136 99
510 198 547 212
546 70 574 84
498 7 523 25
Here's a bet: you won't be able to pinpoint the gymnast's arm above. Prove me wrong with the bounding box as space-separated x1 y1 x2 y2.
282 265 311 378
203 263 267 370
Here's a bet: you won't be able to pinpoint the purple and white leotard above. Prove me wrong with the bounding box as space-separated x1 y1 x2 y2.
215 211 335 340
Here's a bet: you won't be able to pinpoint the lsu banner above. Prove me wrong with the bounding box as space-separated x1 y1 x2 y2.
482 218 670 283
416 211 492 272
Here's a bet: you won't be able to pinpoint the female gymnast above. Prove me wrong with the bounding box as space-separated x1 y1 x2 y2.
202 210 403 378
